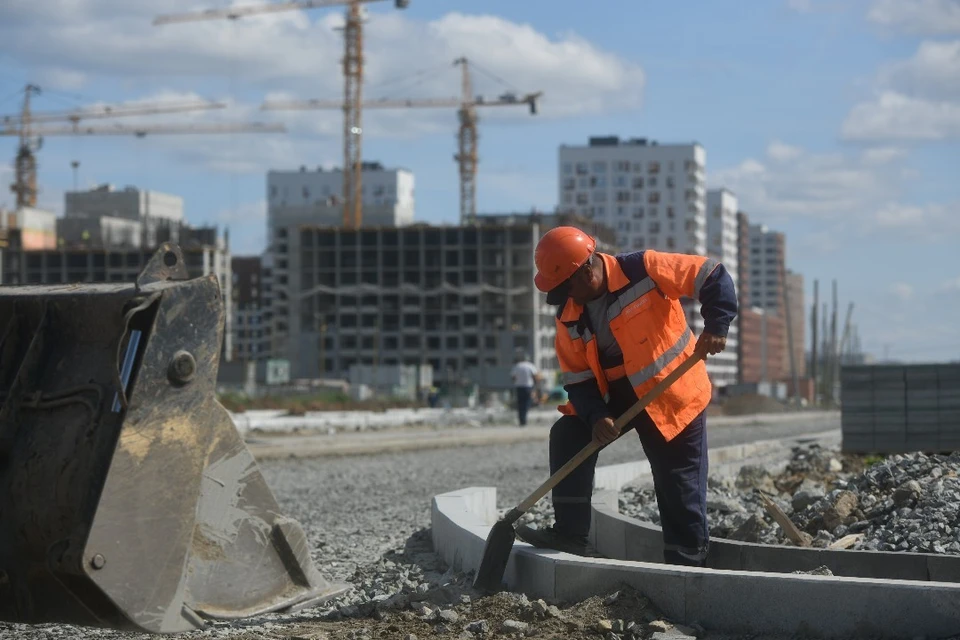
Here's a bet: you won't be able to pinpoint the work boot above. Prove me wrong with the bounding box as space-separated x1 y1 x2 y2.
515 524 605 558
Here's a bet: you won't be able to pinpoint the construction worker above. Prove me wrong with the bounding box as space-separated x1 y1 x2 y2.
516 227 738 566
510 352 539 427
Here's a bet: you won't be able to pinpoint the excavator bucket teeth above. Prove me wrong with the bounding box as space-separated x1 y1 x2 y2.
0 244 348 634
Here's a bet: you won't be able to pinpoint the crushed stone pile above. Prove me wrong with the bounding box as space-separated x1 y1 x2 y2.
620 443 960 554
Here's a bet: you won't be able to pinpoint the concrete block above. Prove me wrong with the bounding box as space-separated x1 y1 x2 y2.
624 520 664 563
928 555 960 583
840 389 872 406
907 409 940 429
826 548 929 581
905 433 940 452
871 366 905 383
738 543 824 574
504 545 557 600
594 460 647 491
841 433 874 453
704 537 744 571
554 559 687 620
684 570 960 639
594 507 629 560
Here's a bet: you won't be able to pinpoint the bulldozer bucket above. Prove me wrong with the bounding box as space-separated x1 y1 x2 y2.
0 244 349 633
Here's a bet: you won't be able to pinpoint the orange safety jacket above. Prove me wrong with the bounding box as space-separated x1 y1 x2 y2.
555 250 731 442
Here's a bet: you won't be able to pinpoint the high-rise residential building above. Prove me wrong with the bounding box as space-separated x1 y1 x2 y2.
747 223 805 380
264 162 415 360
736 213 806 387
231 256 267 362
705 188 740 387
267 162 414 230
557 136 707 255
62 184 184 248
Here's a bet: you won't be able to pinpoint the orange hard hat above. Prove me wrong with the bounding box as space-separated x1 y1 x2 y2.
533 226 597 293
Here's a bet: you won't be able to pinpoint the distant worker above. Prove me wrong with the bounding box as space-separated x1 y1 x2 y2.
510 353 539 427
517 227 738 566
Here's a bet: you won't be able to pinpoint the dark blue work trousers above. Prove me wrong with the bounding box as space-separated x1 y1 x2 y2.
550 378 709 566
515 386 532 426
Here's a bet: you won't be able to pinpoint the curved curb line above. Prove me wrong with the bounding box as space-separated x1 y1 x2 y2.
431 430 960 639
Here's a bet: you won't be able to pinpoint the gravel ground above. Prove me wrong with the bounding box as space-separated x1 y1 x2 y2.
0 415 837 640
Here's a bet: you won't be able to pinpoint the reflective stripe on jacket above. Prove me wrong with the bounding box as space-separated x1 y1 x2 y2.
555 250 725 442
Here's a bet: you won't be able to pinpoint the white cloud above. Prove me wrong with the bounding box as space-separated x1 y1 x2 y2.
842 38 960 142
0 4 645 175
842 90 960 141
870 201 960 240
861 146 905 164
890 283 914 301
787 0 814 12
941 276 960 293
868 0 960 35
882 40 960 100
711 143 902 221
0 6 644 120
767 140 803 161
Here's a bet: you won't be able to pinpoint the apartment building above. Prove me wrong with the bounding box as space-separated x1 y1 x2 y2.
705 188 740 387
557 136 707 255
231 256 268 362
63 184 184 248
747 222 805 379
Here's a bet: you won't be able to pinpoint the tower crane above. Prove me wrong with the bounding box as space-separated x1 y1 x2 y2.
1 84 284 209
154 0 411 229
263 57 541 224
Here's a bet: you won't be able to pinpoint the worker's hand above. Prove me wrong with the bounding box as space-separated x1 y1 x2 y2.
696 332 726 356
592 417 620 446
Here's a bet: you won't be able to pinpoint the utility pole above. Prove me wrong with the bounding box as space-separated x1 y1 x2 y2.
781 266 800 406
834 302 855 401
341 0 364 228
828 280 838 406
821 302 828 402
811 279 819 406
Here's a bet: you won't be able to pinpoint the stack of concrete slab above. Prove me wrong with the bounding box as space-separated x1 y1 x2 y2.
841 364 960 453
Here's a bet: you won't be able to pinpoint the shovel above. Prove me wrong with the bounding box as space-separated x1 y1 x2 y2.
473 351 706 592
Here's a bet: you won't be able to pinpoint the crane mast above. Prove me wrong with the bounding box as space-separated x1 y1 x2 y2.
264 58 540 223
454 57 478 225
342 1 364 228
154 0 410 230
11 85 40 208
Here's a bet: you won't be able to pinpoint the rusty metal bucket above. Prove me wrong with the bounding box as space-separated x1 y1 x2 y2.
0 244 348 633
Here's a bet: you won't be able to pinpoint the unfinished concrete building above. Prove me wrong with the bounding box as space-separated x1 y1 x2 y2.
277 214 615 388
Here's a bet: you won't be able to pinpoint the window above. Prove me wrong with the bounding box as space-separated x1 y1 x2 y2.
591 160 607 173
614 174 627 187
575 162 588 175
666 237 675 249
616 160 631 172
632 162 644 172
648 176 658 187
563 193 574 204
404 335 421 349
446 336 459 350
617 221 630 231
593 191 607 203
616 191 631 203
576 193 589 205
563 162 573 175
666 176 675 188
616 205 627 217
667 206 675 218
649 221 661 234
632 176 644 189
563 177 576 190
427 336 441 349
633 207 645 219
648 191 661 204
648 161 661 174
578 176 590 188
633 191 645 203
649 207 659 217
464 335 478 349
633 237 645 249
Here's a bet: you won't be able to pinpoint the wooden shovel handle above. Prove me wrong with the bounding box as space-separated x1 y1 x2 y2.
516 351 706 513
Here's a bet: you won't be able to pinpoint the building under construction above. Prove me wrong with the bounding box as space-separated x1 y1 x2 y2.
270 212 615 387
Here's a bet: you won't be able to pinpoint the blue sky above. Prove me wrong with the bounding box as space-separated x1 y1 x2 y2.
1 0 958 362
